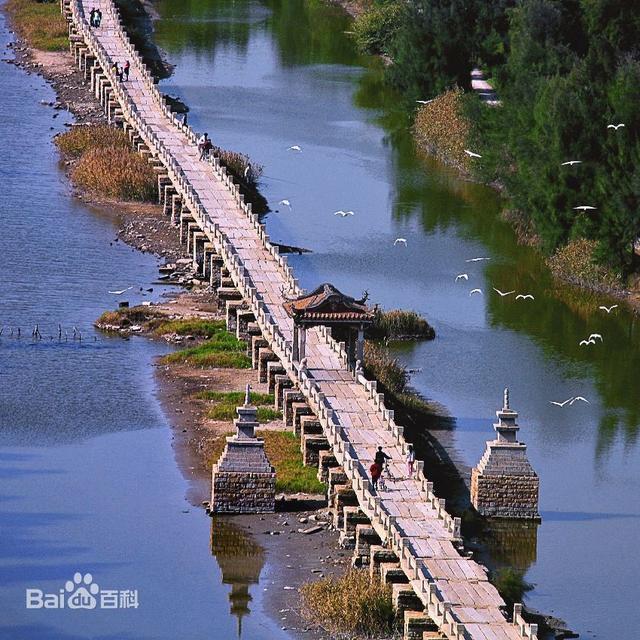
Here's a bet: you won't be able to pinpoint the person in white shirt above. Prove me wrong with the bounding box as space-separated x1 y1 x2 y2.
406 444 415 478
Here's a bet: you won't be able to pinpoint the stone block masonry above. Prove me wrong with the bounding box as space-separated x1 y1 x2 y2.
471 388 540 520
210 386 276 514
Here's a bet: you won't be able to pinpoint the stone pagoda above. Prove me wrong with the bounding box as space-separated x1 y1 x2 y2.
210 385 276 514
471 389 540 520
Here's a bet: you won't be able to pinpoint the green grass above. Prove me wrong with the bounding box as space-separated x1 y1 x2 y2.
6 0 68 51
199 390 280 423
163 341 251 368
210 430 325 494
152 318 226 338
490 568 534 611
194 390 274 404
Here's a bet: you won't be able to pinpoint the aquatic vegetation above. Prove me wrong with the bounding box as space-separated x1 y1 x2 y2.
6 0 68 51
363 341 408 394
96 305 162 329
72 147 157 201
299 569 396 637
369 308 435 341
209 430 325 493
490 567 533 611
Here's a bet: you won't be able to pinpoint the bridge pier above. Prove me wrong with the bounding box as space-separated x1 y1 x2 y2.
236 309 256 342
225 300 247 333
251 336 269 370
317 450 338 483
301 434 329 467
266 361 286 394
353 525 381 567
273 374 294 410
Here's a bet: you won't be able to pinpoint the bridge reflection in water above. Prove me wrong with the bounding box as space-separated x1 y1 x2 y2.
210 518 265 638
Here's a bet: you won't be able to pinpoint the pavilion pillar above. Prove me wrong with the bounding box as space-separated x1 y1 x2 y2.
356 326 365 364
299 326 307 361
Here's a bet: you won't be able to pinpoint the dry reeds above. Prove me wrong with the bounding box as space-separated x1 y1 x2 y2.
72 146 157 201
56 125 130 158
299 569 396 638
413 87 471 173
547 238 621 292
363 341 407 395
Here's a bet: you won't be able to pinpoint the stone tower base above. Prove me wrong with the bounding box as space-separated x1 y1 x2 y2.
211 439 276 514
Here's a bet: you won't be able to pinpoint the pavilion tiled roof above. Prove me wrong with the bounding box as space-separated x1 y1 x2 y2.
283 283 373 324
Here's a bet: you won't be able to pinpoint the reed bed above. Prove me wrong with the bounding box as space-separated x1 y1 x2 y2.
6 0 68 51
72 147 157 201
299 569 396 638
56 125 131 158
413 87 471 172
363 341 408 395
369 308 435 341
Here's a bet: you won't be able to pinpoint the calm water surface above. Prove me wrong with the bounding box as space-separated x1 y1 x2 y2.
154 0 640 636
0 8 289 638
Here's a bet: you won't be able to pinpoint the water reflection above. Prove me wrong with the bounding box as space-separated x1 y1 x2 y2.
210 518 265 638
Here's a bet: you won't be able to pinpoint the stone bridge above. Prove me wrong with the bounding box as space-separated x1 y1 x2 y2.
61 1 539 638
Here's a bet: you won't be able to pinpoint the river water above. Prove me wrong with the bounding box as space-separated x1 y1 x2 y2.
153 0 640 637
0 8 289 639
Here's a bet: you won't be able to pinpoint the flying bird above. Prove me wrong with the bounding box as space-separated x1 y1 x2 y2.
561 160 582 166
588 333 603 342
579 338 596 346
516 294 535 300
334 210 354 217
394 238 407 246
573 205 597 211
243 165 250 178
570 396 590 405
466 257 490 263
416 99 434 105
599 304 618 313
607 123 625 130
455 273 469 282
278 199 291 208
493 288 515 297
464 149 482 158
108 286 133 295
469 288 483 296
287 145 302 151
549 398 574 407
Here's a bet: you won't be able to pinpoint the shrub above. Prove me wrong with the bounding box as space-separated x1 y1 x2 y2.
72 147 157 201
369 308 435 341
547 238 622 292
299 569 396 637
6 0 68 51
56 125 131 158
353 1 402 55
413 87 471 172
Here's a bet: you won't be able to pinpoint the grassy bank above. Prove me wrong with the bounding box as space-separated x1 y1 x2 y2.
6 0 68 51
162 336 251 369
56 125 157 201
299 569 396 637
209 430 325 494
195 390 281 422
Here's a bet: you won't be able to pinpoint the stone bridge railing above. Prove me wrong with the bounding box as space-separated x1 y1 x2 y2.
64 2 539 638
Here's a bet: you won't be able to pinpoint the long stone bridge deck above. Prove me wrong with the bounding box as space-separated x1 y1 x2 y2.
62 1 538 638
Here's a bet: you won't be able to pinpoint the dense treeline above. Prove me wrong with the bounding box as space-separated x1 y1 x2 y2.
354 0 640 279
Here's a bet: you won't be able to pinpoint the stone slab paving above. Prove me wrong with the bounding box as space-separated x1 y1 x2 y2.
67 2 537 637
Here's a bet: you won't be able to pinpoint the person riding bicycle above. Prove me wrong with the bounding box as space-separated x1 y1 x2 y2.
370 446 391 490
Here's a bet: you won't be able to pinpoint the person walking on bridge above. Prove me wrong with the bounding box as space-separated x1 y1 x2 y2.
89 8 97 27
406 444 415 478
198 132 212 160
123 60 130 81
